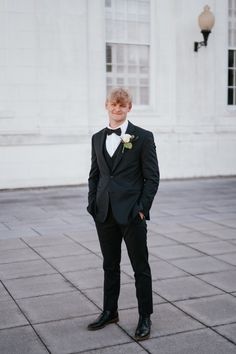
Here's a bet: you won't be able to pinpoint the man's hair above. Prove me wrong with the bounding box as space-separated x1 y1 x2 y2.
106 87 132 106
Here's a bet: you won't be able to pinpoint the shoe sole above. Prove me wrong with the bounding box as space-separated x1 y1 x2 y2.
135 333 150 341
87 317 119 331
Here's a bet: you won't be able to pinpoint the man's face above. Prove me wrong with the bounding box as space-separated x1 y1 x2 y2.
106 100 132 126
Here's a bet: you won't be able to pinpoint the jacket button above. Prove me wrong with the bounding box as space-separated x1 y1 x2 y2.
110 175 114 178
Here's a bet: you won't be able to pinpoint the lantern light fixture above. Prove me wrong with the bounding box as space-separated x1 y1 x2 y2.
194 5 215 52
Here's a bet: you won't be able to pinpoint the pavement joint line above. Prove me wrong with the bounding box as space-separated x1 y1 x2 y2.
0 271 59 282
1 178 236 352
178 221 236 233
23 312 102 327
150 288 234 304
148 237 236 271
6 289 79 301
147 250 236 295
149 228 235 247
163 231 233 244
0 280 51 353
171 292 236 303
151 289 236 347
20 237 108 318
22 233 175 351
28 226 42 236
71 340 148 354
190 276 236 296
153 255 236 294
0 324 30 333
1 222 11 231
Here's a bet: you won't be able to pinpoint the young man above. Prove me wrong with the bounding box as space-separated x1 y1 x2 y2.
87 88 159 341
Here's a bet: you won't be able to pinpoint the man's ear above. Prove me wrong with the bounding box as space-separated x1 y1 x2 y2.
105 100 108 110
128 103 132 111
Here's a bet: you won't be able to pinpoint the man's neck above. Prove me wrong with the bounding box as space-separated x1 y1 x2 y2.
109 120 127 129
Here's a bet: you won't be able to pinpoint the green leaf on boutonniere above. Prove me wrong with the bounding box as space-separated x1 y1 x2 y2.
122 142 132 153
124 142 132 149
121 134 138 153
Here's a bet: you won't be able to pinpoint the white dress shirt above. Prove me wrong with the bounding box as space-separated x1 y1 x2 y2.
106 120 128 157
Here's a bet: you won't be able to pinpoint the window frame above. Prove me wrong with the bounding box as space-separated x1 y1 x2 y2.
227 0 236 107
104 0 151 107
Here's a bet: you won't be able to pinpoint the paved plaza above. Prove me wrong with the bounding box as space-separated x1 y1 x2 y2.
0 177 236 353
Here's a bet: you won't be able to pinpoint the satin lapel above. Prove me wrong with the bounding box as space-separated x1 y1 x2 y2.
112 121 136 173
98 129 110 173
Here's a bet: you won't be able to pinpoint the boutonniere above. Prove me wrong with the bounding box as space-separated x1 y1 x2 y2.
121 134 139 153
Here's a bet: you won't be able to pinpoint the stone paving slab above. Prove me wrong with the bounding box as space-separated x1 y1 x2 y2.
175 294 236 326
0 326 49 354
0 177 236 353
198 270 236 292
17 291 98 324
142 328 236 354
3 274 75 299
64 229 98 242
0 248 41 264
0 228 40 240
161 230 218 244
196 227 236 240
0 238 27 251
80 342 147 354
0 259 57 280
147 233 178 246
213 323 236 344
179 220 228 232
47 253 103 273
170 255 235 275
152 275 223 301
215 252 236 266
64 268 132 291
0 298 29 330
32 243 90 259
119 303 203 338
189 240 236 255
33 316 132 354
122 259 188 280
22 235 75 247
0 283 10 302
149 244 204 260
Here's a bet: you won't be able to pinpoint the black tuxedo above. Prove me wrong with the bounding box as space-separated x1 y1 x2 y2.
87 121 159 224
87 121 159 315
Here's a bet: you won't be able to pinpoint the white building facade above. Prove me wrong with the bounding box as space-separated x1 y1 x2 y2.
0 0 235 189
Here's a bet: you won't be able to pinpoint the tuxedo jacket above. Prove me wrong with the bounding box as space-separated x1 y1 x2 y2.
87 121 160 225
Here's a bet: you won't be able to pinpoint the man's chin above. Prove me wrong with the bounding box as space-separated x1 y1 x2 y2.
112 116 125 121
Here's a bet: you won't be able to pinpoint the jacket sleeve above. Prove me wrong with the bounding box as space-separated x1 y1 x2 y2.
87 135 99 217
139 132 160 217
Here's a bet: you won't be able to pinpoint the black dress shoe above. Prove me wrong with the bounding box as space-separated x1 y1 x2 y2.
87 310 119 331
135 315 151 341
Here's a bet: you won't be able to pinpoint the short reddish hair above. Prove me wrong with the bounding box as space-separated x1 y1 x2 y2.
106 87 132 106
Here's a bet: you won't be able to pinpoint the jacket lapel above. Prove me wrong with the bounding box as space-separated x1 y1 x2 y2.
112 121 136 173
98 129 110 173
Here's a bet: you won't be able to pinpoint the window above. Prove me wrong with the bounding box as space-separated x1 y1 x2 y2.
105 0 150 105
228 0 236 105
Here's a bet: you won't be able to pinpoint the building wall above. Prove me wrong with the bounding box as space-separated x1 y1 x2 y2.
0 0 235 189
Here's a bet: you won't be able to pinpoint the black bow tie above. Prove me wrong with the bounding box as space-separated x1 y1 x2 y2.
106 127 121 136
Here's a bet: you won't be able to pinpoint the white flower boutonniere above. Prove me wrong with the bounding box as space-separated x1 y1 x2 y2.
121 134 138 153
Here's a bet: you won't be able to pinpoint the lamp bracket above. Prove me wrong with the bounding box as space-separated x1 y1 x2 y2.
194 30 211 52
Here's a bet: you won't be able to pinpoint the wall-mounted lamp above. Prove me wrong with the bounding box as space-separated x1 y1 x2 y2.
194 5 215 52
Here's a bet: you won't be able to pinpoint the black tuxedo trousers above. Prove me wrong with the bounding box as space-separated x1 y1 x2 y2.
96 204 153 315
